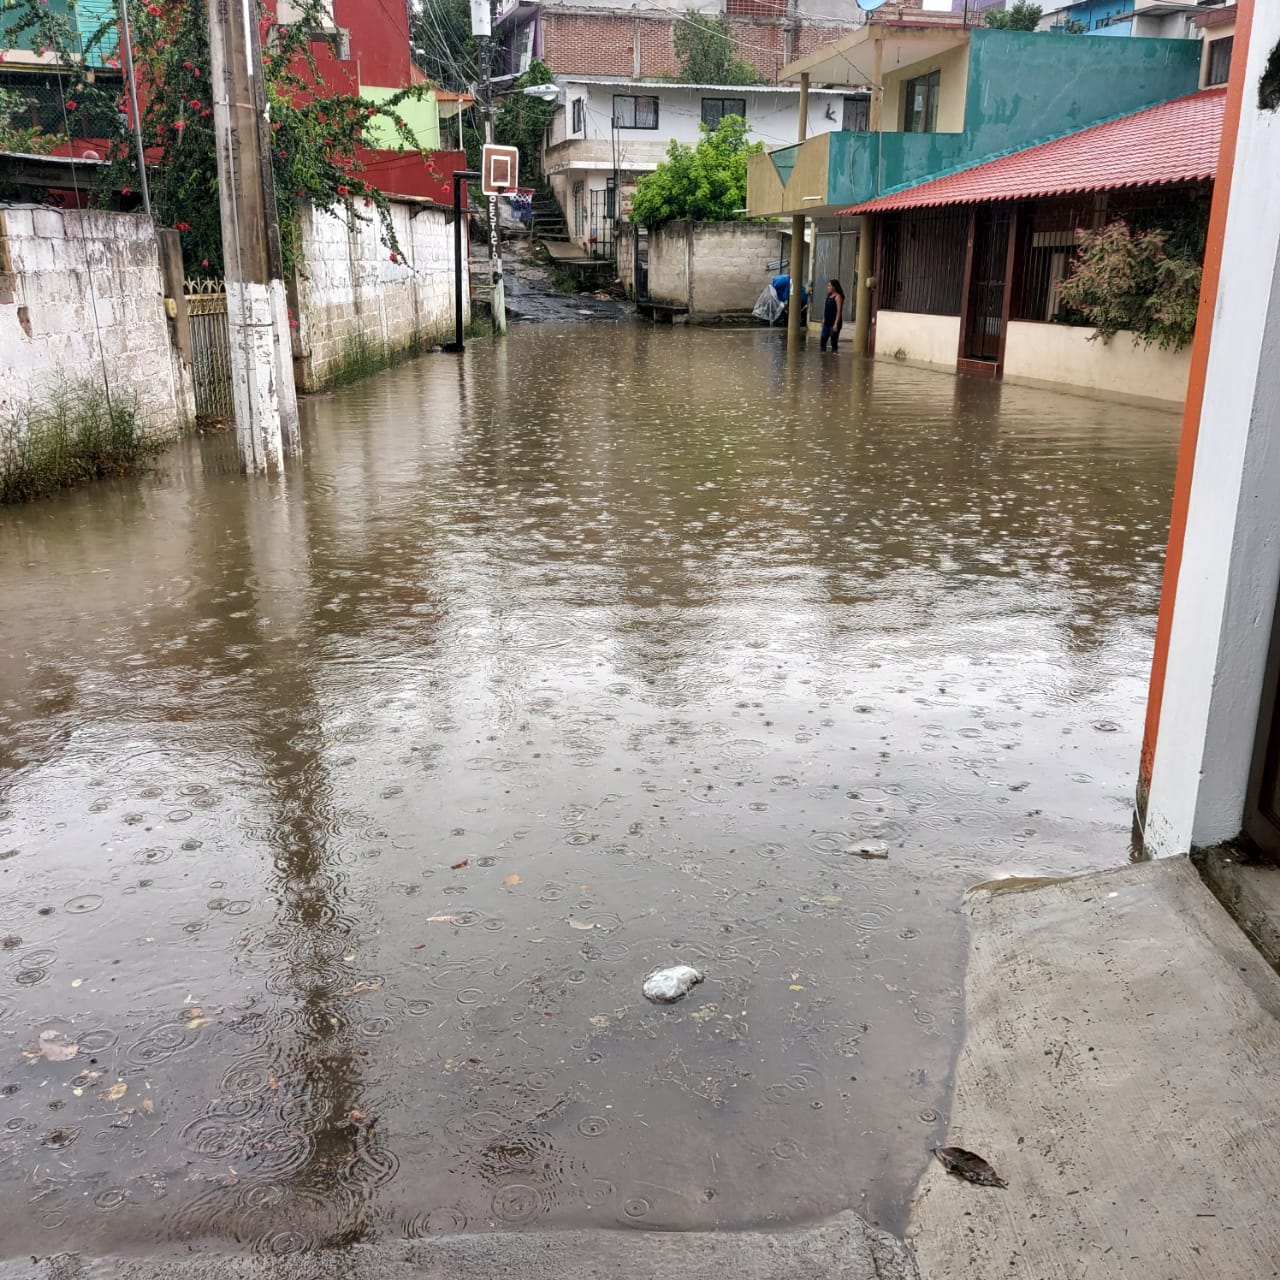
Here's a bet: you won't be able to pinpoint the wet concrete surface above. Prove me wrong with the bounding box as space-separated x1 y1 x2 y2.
0 326 1177 1261
499 241 632 324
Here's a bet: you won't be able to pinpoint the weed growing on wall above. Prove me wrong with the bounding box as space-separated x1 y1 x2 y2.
7 0 432 277
1 378 169 504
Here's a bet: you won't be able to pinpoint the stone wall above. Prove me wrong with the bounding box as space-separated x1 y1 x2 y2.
294 198 467 390
646 220 782 320
0 205 193 429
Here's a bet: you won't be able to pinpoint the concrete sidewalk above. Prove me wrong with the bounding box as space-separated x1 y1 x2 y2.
909 858 1280 1280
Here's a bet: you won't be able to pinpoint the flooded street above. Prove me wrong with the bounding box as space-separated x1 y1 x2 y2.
0 326 1178 1261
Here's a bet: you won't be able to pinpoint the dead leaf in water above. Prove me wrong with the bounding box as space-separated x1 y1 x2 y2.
338 978 384 997
504 874 521 887
105 1081 128 1102
933 1146 1008 1188
32 1031 79 1062
141 1099 155 1115
450 859 469 870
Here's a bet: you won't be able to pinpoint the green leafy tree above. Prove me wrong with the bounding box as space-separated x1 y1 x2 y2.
673 13 763 86
8 0 434 276
1058 219 1203 350
493 60 558 181
985 2 1043 31
409 0 478 92
629 114 762 229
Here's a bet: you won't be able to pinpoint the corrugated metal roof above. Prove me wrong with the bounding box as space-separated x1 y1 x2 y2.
836 89 1225 217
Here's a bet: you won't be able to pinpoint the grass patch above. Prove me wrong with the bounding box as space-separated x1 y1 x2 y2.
1 378 170 504
316 328 446 391
551 267 578 294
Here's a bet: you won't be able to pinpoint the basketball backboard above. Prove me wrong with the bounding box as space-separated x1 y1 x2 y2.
481 145 519 196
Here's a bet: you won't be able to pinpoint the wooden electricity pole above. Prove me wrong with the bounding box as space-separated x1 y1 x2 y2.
208 0 300 473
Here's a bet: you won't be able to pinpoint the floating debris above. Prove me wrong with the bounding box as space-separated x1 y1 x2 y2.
933 1145 1008 1188
642 964 705 1004
845 842 890 860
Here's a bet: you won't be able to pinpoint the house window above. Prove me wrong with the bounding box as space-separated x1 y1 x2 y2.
701 97 747 128
613 94 659 129
1205 35 1233 87
902 69 940 134
572 98 584 134
842 94 870 132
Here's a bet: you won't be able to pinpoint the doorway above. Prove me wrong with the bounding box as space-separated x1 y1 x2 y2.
964 208 1010 364
1245 594 1280 860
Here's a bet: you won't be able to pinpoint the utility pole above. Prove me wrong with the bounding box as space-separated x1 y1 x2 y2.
785 71 809 353
117 0 151 218
208 0 300 473
470 0 507 334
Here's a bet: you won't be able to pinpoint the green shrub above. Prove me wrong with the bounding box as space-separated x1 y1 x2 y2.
1058 219 1202 350
1 379 169 503
630 115 763 230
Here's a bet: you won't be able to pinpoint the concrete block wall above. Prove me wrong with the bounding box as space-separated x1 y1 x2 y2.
295 198 467 389
647 220 782 319
0 205 193 430
616 222 638 299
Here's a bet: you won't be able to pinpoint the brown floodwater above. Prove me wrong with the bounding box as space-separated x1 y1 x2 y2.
0 326 1178 1260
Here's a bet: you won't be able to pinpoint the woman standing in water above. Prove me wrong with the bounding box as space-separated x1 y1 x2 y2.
820 279 844 353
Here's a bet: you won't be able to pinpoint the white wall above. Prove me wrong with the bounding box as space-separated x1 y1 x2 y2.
295 198 467 389
645 219 782 317
1003 321 1191 404
0 205 193 430
1145 2 1280 855
874 310 960 367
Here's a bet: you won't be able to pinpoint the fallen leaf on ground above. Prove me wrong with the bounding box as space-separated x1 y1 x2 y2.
105 1081 128 1102
426 914 460 924
504 874 521 887
338 978 384 997
789 984 805 991
933 1146 1008 1188
34 1031 79 1062
141 1099 155 1115
450 859 469 870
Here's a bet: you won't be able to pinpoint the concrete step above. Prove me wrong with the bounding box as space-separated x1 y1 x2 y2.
0 1211 918 1279
908 857 1280 1279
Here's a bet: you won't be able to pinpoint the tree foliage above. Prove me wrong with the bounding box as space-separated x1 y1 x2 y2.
409 0 477 93
1058 219 1202 350
494 61 558 182
629 114 762 229
985 3 1043 30
8 0 434 277
0 84 64 154
673 13 763 86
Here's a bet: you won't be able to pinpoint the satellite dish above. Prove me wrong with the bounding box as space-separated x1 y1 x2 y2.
856 0 887 9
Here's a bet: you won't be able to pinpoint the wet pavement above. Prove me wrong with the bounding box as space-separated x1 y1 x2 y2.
499 241 632 324
0 326 1178 1262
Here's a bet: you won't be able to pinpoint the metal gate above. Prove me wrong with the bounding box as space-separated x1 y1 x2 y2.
588 188 615 263
184 279 234 423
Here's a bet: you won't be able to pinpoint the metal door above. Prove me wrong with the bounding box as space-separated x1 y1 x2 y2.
965 209 1010 362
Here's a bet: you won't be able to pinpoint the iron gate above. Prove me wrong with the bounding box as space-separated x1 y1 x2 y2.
588 189 615 263
184 279 234 423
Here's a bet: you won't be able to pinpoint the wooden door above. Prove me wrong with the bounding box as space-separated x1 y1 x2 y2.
1245 593 1280 860
965 209 1010 362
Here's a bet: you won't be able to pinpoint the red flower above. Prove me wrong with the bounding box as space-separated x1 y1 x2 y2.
201 258 209 267
174 120 186 130
147 4 160 14
183 61 193 70
389 252 398 262
337 184 350 195
122 186 132 195
189 100 201 109
175 221 191 231
65 100 76 110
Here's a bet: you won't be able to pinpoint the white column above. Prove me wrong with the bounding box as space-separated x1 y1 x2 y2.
1145 9 1280 855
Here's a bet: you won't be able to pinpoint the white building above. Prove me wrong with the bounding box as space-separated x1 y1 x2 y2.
542 78 855 256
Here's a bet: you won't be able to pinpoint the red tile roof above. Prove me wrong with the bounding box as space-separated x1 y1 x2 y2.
836 89 1225 217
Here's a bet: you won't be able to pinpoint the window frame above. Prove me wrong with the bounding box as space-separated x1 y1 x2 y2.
613 93 660 130
902 68 941 134
700 96 747 128
1205 35 1233 88
571 98 585 134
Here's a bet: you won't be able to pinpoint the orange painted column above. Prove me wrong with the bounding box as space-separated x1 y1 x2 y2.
1137 0 1253 809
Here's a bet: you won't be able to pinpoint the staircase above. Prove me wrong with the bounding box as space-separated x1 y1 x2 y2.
531 193 570 246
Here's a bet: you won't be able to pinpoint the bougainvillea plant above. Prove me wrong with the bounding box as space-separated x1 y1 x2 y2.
8 0 432 277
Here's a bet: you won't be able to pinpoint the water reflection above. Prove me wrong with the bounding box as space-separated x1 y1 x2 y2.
0 326 1177 1254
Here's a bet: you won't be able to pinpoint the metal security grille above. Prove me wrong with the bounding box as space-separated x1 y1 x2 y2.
184 279 233 424
588 188 614 262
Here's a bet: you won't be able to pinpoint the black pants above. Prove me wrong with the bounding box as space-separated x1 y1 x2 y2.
820 321 842 350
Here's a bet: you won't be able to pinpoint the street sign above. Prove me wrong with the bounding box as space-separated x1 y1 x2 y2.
481 144 519 196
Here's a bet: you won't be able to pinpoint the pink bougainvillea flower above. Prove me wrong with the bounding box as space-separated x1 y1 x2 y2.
175 221 191 231
147 4 160 14
189 100 201 109
65 100 76 110
337 184 350 195
201 258 209 267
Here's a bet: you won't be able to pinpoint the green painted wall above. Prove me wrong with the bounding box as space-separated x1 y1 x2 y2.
827 29 1203 209
0 0 117 63
360 85 441 152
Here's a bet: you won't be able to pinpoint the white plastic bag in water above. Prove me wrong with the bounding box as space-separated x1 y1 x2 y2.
752 285 784 325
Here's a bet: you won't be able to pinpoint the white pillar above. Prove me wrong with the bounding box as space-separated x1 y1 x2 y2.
1145 8 1280 855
